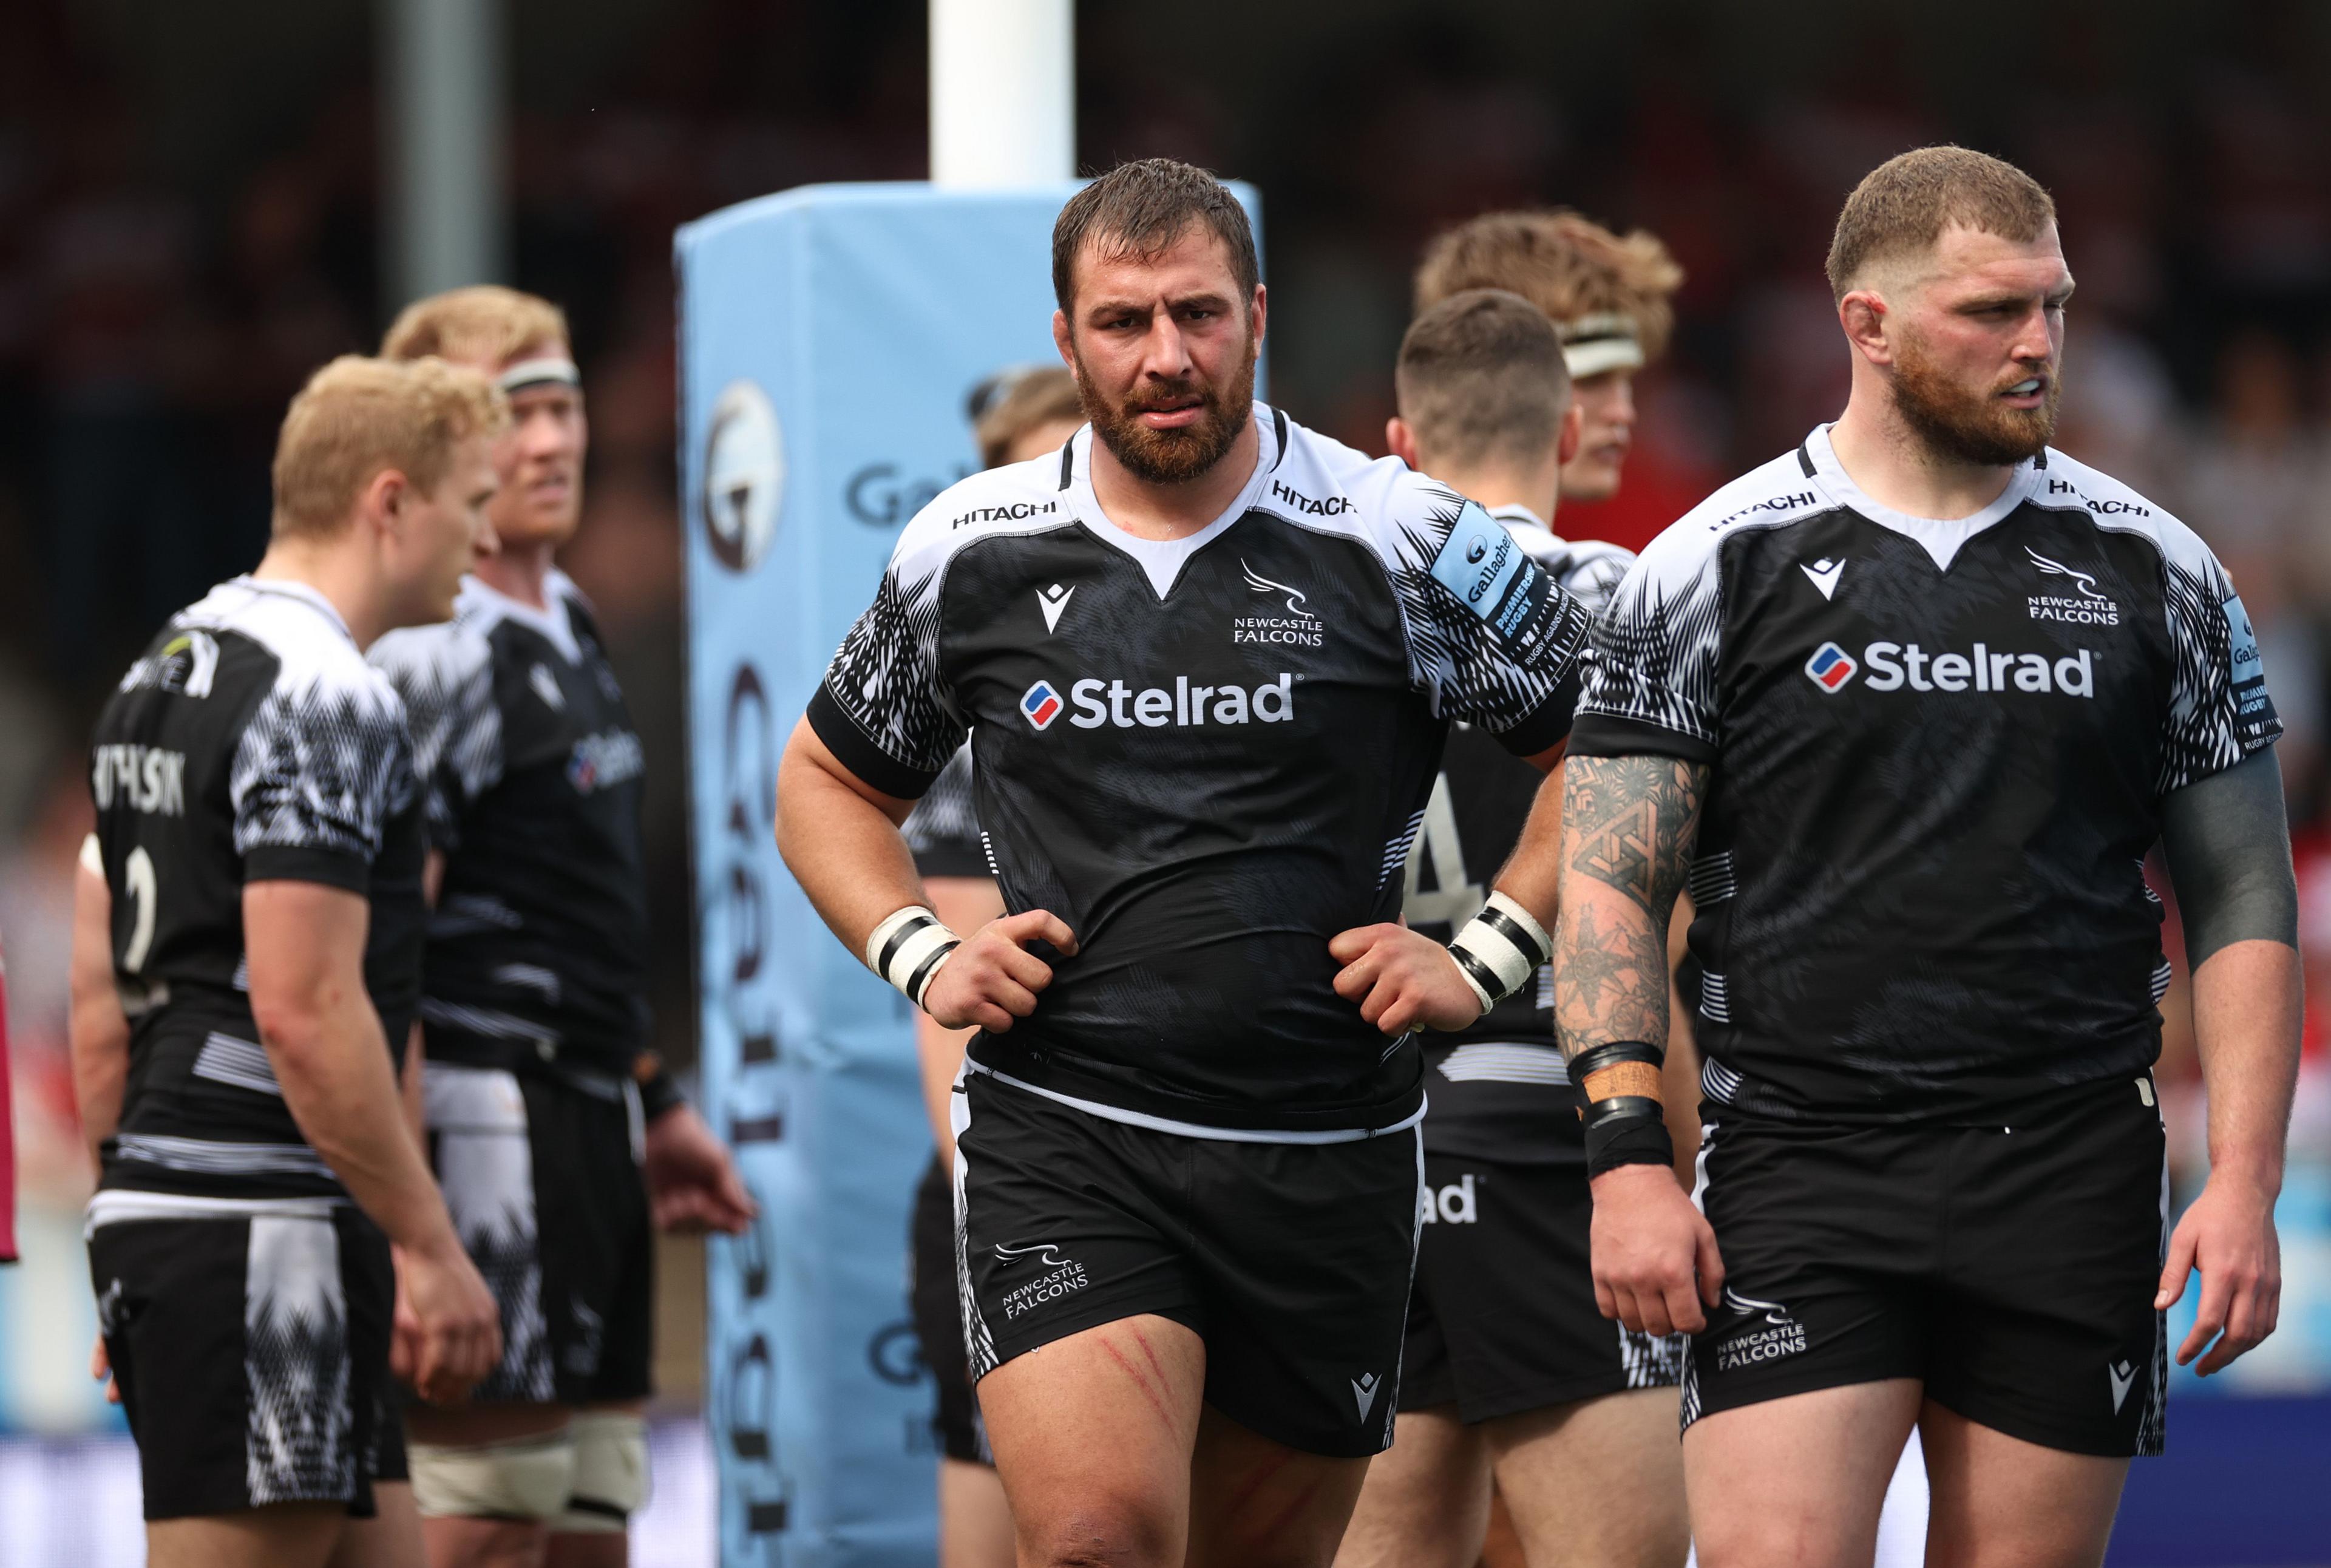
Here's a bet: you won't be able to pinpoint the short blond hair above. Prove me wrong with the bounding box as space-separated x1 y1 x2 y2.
271 356 508 539
381 284 569 367
1416 211 1683 361
1397 290 1571 472
1826 146 2055 302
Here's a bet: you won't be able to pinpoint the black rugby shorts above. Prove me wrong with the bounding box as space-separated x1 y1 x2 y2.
87 1199 396 1519
1402 1152 1683 1422
423 1063 654 1407
912 1152 991 1465
1684 1075 2168 1457
952 1067 1422 1459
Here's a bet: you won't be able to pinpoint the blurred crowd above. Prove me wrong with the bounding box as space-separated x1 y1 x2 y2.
1 0 2329 1379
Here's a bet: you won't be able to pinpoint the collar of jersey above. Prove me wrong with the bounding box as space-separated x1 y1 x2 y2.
1802 423 2041 571
226 574 357 647
458 569 584 664
1062 406 1278 600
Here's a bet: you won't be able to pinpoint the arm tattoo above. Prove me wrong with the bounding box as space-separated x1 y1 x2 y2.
1554 756 1706 1061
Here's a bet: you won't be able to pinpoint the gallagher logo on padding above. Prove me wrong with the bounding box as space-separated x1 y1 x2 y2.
1020 680 1065 730
1805 642 1859 693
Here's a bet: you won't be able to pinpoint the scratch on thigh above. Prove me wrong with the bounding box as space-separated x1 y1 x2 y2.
1098 1334 1179 1435
1220 1446 1292 1521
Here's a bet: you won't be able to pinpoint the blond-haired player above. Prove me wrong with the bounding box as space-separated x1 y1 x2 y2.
372 287 752 1568
1416 209 1682 510
73 355 507 1567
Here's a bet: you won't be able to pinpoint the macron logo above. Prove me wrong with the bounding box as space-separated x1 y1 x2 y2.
1801 558 1845 600
1351 1372 1381 1422
1037 582 1076 633
1805 642 1858 693
2109 1359 2137 1413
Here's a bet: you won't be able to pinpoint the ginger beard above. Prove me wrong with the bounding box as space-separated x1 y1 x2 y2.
1071 325 1258 486
1890 322 2060 469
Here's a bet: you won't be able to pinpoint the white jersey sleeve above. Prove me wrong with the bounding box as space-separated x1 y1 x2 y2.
1287 436 1595 755
229 662 414 892
2043 452 2284 790
370 617 503 849
1573 453 1824 760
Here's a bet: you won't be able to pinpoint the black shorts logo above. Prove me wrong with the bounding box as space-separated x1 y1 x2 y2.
993 1240 1090 1320
1713 1286 1808 1372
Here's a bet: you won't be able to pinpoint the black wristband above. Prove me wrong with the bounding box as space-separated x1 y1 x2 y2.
1571 1040 1666 1082
1584 1102 1674 1178
637 1061 686 1122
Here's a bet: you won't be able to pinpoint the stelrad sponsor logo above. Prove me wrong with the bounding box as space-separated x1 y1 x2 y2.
1805 642 1858 693
1020 674 1298 730
1020 680 1065 730
1803 640 2098 697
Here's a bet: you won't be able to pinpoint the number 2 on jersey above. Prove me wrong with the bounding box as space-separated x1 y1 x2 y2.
122 845 158 972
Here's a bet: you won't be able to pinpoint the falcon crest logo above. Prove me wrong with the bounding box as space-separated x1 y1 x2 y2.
1242 560 1310 617
2026 546 2122 625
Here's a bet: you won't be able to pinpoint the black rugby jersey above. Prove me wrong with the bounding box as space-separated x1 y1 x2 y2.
370 571 650 1081
1573 426 2281 1122
89 577 426 1201
1406 510 1634 1167
901 744 988 880
808 407 1593 1136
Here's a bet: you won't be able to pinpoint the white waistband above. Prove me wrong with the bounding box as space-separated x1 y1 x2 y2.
963 1057 1427 1144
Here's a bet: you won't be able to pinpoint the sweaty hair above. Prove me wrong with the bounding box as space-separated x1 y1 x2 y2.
381 284 570 367
1826 146 2056 302
271 356 507 539
1396 290 1572 473
1414 209 1683 361
971 365 1082 469
1052 158 1260 315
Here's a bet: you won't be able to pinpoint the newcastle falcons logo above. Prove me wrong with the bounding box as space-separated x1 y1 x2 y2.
1242 560 1311 617
2025 546 2108 601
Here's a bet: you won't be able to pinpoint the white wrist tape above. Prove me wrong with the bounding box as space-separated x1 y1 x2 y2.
1448 891 1553 1013
865 905 962 1010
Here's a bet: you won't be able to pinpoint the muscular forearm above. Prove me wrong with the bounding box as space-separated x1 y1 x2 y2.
1490 757 1564 929
1552 755 1705 1061
69 858 129 1161
70 1002 129 1163
2190 938 2302 1193
775 719 925 955
266 994 460 1254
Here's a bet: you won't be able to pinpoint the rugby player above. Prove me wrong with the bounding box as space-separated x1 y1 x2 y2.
777 158 1593 1567
372 287 753 1568
1556 146 2301 1568
901 363 1085 1568
1413 209 1683 523
1334 290 1677 1568
70 355 506 1567
1417 205 1936 1566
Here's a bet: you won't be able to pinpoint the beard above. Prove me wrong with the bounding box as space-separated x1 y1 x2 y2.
1892 331 2060 468
1074 335 1257 485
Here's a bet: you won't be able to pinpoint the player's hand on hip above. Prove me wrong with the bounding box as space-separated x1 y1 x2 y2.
644 1102 758 1235
1330 923 1484 1035
1589 1162 1723 1337
921 909 1079 1034
399 1235 504 1405
2157 1172 2282 1376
